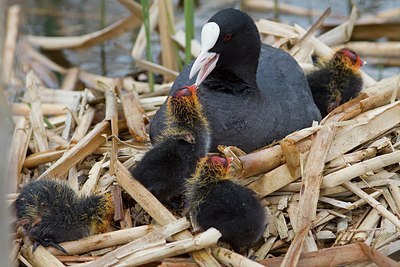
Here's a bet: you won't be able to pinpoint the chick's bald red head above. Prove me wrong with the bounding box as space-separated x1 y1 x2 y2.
171 84 198 97
336 48 365 69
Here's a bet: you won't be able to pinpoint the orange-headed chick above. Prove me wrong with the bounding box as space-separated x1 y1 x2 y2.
307 48 365 117
185 155 266 252
130 85 210 209
16 179 114 254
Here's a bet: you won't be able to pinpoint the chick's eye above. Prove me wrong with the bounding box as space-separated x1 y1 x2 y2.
223 33 232 42
349 53 357 62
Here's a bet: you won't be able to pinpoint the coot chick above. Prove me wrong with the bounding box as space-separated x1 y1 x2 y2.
185 155 266 252
150 8 321 153
307 48 365 117
16 179 114 253
130 85 210 208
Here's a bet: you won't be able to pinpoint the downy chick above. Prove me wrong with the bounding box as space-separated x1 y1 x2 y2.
16 179 114 254
307 48 365 117
185 155 266 252
130 85 210 208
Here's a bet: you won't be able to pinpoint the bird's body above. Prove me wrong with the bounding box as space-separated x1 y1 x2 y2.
15 179 114 253
150 9 320 153
131 85 210 208
307 48 364 117
185 155 266 251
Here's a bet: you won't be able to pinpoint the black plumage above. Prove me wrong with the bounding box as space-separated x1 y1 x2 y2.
130 85 210 208
185 155 266 252
15 179 114 253
307 48 364 118
150 8 320 153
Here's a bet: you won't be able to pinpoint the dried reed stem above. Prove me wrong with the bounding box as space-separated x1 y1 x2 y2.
83 218 189 267
343 182 400 229
49 225 154 256
26 71 49 152
7 117 31 193
322 150 400 188
26 14 141 50
158 0 178 81
21 244 64 267
38 120 110 179
2 5 20 85
211 246 264 267
118 85 148 142
116 228 221 267
282 125 336 267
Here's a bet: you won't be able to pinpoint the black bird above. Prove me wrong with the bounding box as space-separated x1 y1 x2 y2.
150 8 320 153
307 48 365 118
185 155 266 252
15 179 114 254
130 85 210 208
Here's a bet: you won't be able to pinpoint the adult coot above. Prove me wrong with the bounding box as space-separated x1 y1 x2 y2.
185 155 266 252
307 48 365 117
130 85 210 208
15 179 114 253
150 8 320 153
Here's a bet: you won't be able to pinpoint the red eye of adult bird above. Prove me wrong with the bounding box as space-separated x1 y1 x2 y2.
223 33 232 41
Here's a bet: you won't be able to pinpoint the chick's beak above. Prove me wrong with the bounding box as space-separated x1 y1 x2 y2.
357 55 366 67
189 22 221 86
187 84 198 95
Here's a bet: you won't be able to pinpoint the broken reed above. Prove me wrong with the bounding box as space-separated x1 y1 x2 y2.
141 0 155 92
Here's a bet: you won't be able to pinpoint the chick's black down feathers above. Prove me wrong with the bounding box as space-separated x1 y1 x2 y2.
16 179 114 253
185 155 266 251
307 48 364 117
131 133 207 207
194 181 266 251
130 85 210 208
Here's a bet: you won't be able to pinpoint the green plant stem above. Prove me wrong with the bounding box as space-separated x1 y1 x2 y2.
141 0 154 93
184 0 194 64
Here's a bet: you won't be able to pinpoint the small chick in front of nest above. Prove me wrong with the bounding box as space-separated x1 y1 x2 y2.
15 179 114 254
130 84 210 209
307 48 365 118
185 155 266 252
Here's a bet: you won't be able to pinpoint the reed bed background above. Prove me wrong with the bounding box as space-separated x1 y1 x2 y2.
2 0 400 266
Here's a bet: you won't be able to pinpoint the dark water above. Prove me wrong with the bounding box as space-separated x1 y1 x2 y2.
5 0 400 80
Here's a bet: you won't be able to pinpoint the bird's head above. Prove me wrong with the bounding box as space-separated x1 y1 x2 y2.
167 84 206 127
86 193 114 234
335 48 365 71
201 154 232 181
189 8 261 86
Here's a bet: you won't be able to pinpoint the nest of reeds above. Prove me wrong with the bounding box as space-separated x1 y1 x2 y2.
4 1 400 266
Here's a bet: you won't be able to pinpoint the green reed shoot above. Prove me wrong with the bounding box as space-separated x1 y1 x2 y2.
141 0 154 92
184 0 194 64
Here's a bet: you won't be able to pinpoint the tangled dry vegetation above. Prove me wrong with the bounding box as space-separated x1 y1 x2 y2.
3 1 400 266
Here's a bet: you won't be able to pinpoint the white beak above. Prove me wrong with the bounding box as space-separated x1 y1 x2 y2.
189 22 221 86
